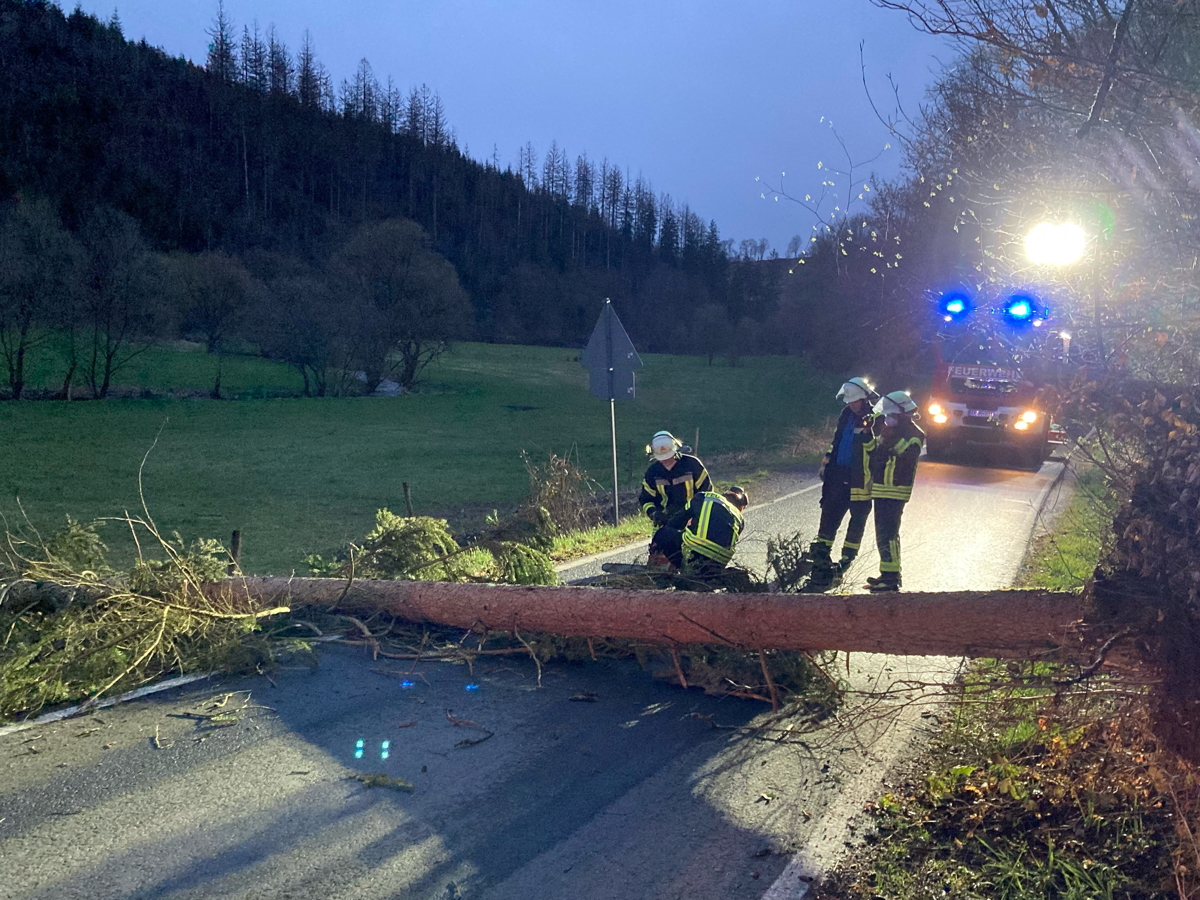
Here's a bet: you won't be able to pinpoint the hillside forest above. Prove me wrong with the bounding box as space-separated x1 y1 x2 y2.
0 0 806 401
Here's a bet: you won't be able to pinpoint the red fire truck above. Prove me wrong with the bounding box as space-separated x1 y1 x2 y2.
923 294 1068 469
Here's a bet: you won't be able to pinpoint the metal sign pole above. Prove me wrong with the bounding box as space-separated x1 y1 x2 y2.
609 398 619 525
605 300 619 525
581 297 641 528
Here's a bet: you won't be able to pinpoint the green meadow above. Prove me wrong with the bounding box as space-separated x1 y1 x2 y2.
0 342 831 573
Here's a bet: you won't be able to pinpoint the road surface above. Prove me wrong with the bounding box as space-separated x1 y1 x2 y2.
562 457 1067 594
0 456 1067 900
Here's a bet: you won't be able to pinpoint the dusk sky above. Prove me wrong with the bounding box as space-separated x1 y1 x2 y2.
76 0 952 251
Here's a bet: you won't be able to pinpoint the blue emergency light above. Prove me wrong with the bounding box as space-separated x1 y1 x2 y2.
939 291 972 322
1002 294 1047 327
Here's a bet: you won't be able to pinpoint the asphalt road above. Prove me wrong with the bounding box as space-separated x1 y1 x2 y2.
1 454 1066 900
561 454 1068 593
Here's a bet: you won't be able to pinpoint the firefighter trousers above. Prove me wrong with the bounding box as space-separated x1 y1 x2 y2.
817 477 872 561
873 498 906 576
650 526 684 569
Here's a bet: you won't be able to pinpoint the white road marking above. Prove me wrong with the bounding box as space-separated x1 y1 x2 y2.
0 672 213 740
761 459 1067 898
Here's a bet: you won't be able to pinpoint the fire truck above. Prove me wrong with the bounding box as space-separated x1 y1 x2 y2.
922 291 1069 470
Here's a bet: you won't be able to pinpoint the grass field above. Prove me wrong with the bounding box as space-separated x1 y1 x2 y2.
21 339 305 397
1 342 832 574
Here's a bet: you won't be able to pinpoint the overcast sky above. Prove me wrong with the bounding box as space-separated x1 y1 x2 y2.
75 0 951 250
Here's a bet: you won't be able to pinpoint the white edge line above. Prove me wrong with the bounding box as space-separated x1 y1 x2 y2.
0 672 214 740
762 457 1074 899
553 481 822 573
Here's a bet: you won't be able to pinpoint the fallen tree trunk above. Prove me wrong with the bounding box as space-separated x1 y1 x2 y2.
225 577 1088 659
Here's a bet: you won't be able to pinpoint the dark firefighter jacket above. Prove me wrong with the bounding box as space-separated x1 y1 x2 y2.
823 406 876 501
668 491 744 567
866 417 925 502
639 454 712 523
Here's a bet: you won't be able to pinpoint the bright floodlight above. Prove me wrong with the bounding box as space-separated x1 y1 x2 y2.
1025 222 1086 265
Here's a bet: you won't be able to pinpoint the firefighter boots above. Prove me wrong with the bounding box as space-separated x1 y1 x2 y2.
802 542 838 592
865 574 901 592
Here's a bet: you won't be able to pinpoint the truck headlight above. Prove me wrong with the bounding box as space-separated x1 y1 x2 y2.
1014 420 1029 431
928 402 944 416
932 413 948 424
1020 410 1038 424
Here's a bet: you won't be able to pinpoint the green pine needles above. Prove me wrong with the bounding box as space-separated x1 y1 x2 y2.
0 515 290 723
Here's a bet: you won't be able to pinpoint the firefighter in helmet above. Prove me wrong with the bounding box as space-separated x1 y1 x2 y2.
640 430 713 566
805 376 878 590
864 390 925 592
654 486 749 578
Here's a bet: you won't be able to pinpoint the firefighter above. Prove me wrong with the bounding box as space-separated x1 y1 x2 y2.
864 390 925 592
640 430 713 565
654 486 748 578
805 376 878 590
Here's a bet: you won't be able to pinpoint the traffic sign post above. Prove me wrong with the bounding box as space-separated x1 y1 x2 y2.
581 299 641 525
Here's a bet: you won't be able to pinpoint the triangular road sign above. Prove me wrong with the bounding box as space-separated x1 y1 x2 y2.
581 299 642 400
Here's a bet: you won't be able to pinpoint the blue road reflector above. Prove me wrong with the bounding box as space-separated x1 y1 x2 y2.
381 740 390 760
465 684 479 692
355 738 364 760
400 680 415 689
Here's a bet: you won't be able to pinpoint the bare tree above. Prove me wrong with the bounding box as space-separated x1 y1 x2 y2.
167 252 256 398
332 218 471 391
0 199 79 399
519 141 539 189
693 303 728 366
257 275 357 397
79 208 158 400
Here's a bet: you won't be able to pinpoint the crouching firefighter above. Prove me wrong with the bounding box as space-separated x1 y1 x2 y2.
639 430 713 566
864 390 924 593
652 487 749 578
804 376 878 591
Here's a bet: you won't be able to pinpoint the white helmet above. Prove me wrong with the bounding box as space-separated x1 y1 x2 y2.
874 390 919 417
836 376 876 405
649 430 682 461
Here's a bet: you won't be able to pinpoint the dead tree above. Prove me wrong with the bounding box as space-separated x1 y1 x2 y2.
225 576 1088 659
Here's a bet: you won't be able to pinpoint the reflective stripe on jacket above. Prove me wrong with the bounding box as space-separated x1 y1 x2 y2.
670 491 744 566
638 454 712 521
865 419 925 501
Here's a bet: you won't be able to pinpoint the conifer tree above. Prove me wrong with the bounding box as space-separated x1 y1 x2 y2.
206 0 238 84
266 26 292 95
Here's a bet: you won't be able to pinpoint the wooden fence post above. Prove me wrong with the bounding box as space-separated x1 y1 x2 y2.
228 530 242 575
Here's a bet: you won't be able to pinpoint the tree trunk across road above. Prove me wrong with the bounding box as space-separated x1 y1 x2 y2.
226 577 1086 659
